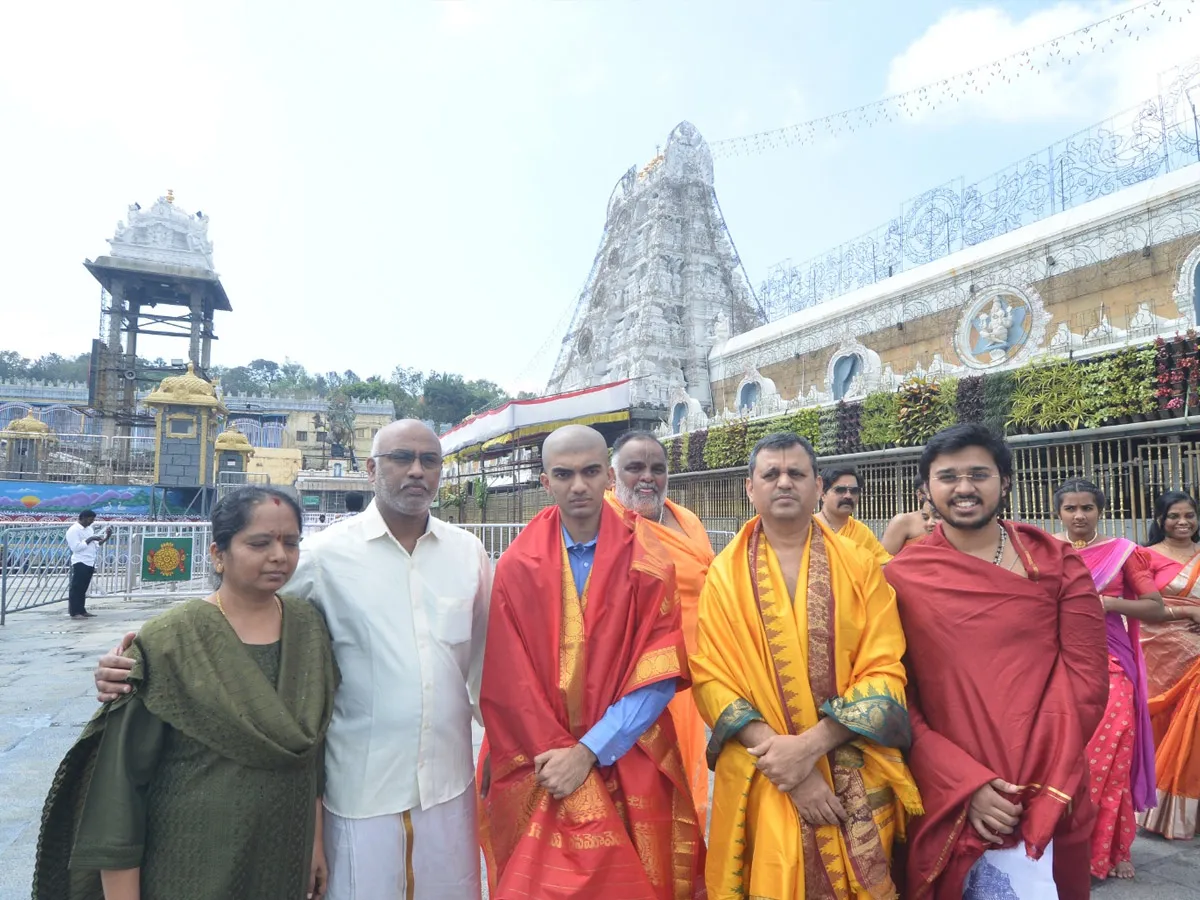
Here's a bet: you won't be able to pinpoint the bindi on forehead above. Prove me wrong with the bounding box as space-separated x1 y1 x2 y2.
272 497 281 505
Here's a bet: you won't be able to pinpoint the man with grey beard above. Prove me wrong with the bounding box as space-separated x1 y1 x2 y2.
605 429 715 821
93 419 491 900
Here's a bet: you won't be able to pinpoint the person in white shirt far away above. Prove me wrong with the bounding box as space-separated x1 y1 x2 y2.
64 510 113 619
93 420 491 899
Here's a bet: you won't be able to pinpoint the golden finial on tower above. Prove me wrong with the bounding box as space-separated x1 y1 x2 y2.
166 189 175 204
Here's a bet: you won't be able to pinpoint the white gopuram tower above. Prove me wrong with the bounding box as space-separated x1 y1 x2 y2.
546 122 762 411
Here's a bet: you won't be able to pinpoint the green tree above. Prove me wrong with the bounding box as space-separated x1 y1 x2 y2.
466 378 509 412
388 367 425 419
276 359 318 397
27 352 89 382
211 365 260 395
420 373 510 426
0 350 30 380
343 376 392 402
247 359 281 390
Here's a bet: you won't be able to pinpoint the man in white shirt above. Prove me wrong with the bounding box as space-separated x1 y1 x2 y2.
94 420 491 899
64 510 112 619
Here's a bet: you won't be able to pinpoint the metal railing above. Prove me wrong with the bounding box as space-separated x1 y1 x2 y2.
0 433 157 484
666 423 1200 544
438 423 1200 545
1 521 213 625
458 523 526 560
301 511 359 534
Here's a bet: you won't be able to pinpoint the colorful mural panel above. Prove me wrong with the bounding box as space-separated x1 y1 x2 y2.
0 481 193 519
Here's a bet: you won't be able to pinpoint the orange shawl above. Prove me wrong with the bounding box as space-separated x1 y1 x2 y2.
606 492 714 822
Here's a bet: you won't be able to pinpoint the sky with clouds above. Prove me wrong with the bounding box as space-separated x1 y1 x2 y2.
1 0 1196 393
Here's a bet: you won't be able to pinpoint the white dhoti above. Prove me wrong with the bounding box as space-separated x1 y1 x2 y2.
324 786 480 900
964 841 1056 900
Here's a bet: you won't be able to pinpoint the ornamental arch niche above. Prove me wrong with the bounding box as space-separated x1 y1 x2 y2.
667 387 707 434
671 402 687 434
825 341 882 401
734 366 780 414
1176 241 1200 327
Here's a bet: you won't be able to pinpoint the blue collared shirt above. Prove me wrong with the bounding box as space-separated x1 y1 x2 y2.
561 525 677 766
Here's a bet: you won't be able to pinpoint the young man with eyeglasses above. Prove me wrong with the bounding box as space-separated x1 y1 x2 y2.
885 423 1108 900
817 466 892 567
93 419 491 899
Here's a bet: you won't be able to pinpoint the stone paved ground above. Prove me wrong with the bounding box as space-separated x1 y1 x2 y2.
1 595 1198 899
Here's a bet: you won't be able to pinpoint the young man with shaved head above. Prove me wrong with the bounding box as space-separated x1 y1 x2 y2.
606 429 715 824
93 419 492 899
691 432 920 899
479 424 705 899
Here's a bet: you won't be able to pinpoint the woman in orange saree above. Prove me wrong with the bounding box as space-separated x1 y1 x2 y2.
1140 491 1200 840
1053 480 1162 881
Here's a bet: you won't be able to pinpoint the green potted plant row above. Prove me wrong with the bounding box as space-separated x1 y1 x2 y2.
659 339 1187 474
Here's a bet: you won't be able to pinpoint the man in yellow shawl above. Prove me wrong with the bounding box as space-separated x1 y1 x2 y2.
691 433 921 899
816 466 892 567
605 429 715 823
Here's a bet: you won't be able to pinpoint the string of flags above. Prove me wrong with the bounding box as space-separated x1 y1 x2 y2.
710 0 1194 159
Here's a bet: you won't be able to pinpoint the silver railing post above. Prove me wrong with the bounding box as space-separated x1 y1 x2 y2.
1 529 8 627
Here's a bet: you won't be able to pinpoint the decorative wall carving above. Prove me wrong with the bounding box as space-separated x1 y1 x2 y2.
713 191 1200 383
825 339 882 400
108 193 215 271
667 387 708 435
1175 240 1200 325
953 286 1048 370
756 59 1200 322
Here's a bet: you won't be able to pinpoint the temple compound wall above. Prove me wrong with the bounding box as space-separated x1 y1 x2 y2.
702 167 1200 424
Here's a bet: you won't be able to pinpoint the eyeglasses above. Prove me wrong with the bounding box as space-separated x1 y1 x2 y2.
829 486 861 496
932 471 999 486
372 450 443 470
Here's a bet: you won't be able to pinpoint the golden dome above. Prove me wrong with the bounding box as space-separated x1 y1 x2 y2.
637 153 664 181
144 362 224 409
214 426 254 454
1 413 52 437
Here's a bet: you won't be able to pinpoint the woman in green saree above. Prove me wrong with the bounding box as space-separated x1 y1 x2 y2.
34 486 337 900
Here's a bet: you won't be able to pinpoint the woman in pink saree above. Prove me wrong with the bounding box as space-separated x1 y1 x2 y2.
1054 480 1162 881
1140 491 1200 839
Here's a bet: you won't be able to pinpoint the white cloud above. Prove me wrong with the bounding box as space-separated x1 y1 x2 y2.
0 2 238 157
886 1 1200 124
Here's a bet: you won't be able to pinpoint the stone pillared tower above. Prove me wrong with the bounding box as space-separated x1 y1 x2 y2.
546 122 762 411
